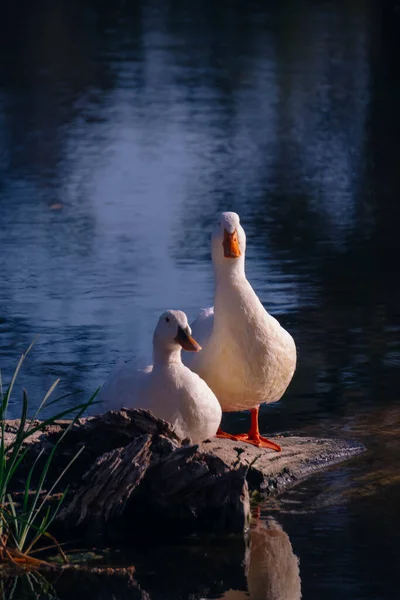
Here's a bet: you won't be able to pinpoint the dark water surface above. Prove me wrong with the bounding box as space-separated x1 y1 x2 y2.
1 0 400 598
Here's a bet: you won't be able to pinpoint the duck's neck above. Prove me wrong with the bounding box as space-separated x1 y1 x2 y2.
213 256 258 322
152 343 182 368
213 256 246 287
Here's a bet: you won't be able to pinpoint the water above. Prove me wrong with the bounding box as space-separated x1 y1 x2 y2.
0 0 399 598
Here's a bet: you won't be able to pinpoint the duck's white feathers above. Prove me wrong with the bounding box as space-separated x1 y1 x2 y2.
185 212 296 413
190 307 215 347
98 357 152 411
98 358 221 443
98 311 222 444
187 280 296 412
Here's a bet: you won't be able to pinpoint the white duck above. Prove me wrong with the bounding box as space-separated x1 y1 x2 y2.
97 310 222 444
185 212 296 451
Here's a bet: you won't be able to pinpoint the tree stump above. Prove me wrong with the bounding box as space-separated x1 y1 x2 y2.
3 409 365 540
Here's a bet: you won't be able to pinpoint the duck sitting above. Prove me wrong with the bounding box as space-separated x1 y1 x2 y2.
97 310 222 444
184 212 297 451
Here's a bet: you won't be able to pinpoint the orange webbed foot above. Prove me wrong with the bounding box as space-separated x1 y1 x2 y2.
216 429 281 451
215 427 241 441
231 432 281 451
215 406 281 452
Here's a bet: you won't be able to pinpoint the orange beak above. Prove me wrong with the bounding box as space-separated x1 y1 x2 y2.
223 228 241 258
174 326 202 352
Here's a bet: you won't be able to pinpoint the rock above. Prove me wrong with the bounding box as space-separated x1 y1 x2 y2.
3 409 365 540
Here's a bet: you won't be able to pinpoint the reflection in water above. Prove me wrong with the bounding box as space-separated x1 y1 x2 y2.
277 402 400 512
220 518 301 600
0 567 145 600
0 518 300 600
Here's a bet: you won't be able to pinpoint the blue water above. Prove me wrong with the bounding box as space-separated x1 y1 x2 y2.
1 1 400 598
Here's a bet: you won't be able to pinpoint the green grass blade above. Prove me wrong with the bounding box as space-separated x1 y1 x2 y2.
22 448 45 516
16 389 29 443
2 389 30 497
0 343 98 557
17 395 92 551
2 446 31 497
0 504 19 549
7 493 18 524
3 505 62 556
1 338 38 419
47 486 69 526
1 353 24 418
5 390 98 455
26 506 51 554
3 388 98 546
42 389 83 410
19 444 82 552
26 510 58 556
25 444 85 541
32 384 99 419
29 379 60 424
18 444 59 549
6 493 20 544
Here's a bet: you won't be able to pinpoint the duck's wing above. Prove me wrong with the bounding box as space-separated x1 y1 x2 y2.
183 307 214 368
190 307 215 347
97 356 152 412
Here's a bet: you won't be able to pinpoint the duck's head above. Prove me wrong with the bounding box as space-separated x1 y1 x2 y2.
154 310 201 353
211 211 246 270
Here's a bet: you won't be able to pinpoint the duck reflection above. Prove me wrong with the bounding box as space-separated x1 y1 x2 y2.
2 518 300 600
221 518 301 600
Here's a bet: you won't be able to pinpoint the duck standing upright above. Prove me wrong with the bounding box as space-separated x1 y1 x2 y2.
185 212 296 451
98 310 222 444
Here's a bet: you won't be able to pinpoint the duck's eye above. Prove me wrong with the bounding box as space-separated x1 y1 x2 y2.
166 317 170 323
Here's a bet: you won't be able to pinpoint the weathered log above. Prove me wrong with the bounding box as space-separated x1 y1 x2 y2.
58 431 251 540
3 409 365 539
4 410 182 489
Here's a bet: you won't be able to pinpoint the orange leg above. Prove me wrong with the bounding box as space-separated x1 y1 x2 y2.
216 406 281 452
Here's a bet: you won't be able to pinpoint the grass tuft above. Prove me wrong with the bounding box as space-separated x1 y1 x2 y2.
0 341 98 570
